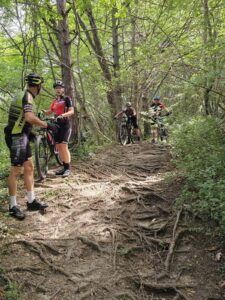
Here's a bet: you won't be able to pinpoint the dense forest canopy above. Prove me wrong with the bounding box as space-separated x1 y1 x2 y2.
0 0 224 129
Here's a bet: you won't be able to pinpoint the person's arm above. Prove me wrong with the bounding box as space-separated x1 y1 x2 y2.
164 106 170 113
25 111 47 128
114 111 123 118
43 109 53 116
131 107 137 116
23 92 48 128
58 96 75 118
160 102 170 113
61 106 74 118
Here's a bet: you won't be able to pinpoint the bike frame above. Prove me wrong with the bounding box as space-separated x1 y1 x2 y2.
118 114 136 145
33 117 62 180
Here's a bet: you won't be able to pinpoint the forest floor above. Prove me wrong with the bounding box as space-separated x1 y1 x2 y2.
0 142 224 300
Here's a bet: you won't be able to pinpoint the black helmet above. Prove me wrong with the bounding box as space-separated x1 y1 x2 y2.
25 73 43 86
153 95 160 100
53 80 65 88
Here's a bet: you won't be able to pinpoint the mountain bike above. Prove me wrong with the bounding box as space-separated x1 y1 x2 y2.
150 112 170 143
34 118 62 180
140 110 170 143
118 114 137 145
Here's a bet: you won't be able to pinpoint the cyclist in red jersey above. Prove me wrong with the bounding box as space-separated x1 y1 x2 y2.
150 96 170 143
43 80 74 177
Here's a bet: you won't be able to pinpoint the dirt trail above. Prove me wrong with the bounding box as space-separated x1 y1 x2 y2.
0 142 223 300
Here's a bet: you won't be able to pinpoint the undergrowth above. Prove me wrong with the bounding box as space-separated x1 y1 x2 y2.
170 115 225 232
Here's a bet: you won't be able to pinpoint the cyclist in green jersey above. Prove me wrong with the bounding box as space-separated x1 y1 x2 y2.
4 73 58 220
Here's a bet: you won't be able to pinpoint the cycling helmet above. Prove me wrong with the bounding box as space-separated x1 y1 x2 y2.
153 95 160 101
25 73 43 86
126 102 132 107
53 80 65 88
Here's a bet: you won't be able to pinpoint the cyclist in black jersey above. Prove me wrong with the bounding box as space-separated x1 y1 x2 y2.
114 102 141 142
4 73 57 220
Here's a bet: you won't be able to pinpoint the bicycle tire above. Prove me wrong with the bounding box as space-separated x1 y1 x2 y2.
159 126 168 142
35 135 48 180
127 122 136 144
49 144 63 166
119 125 129 145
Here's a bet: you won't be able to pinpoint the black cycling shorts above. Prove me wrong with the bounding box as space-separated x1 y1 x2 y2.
5 133 31 166
54 121 72 144
129 116 139 129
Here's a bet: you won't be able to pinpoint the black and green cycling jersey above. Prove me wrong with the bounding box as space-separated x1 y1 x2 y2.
5 90 35 135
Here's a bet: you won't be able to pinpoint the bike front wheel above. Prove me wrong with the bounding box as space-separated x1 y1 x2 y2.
119 125 129 145
49 144 63 166
159 126 168 142
35 135 49 180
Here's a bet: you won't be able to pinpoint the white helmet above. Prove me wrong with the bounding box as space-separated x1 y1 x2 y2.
126 102 132 107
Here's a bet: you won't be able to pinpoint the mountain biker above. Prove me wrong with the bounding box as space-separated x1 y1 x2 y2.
114 102 141 142
149 96 170 143
42 80 74 177
4 73 56 220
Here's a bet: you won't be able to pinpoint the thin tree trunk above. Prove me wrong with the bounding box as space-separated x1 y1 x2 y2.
202 0 216 115
55 0 78 140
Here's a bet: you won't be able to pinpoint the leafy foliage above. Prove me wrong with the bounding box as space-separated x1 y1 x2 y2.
171 116 225 230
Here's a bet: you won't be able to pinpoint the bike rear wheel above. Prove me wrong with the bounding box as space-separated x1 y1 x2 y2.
35 135 48 180
119 125 129 145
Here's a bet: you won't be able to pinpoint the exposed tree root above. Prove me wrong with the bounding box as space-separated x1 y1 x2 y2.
36 240 63 255
174 288 191 300
77 236 108 253
78 289 95 300
49 287 62 299
135 218 169 233
114 290 136 299
133 277 195 293
4 266 42 275
165 208 185 272
5 239 79 283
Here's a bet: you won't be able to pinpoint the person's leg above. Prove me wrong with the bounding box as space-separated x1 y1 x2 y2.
132 116 141 141
57 143 71 164
55 123 72 176
23 159 48 210
8 165 26 219
135 128 141 140
151 124 158 143
6 134 26 218
57 143 71 177
8 166 22 208
152 128 157 142
23 159 35 202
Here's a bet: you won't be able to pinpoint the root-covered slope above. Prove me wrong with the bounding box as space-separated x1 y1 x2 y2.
0 143 223 300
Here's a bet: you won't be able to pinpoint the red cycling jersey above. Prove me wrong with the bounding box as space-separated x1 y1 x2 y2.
50 95 73 116
151 101 166 110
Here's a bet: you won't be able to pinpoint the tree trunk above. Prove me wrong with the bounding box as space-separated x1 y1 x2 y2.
202 0 216 115
56 0 78 140
112 6 122 113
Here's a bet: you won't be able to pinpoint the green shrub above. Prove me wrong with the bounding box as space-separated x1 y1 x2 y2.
4 283 21 300
170 115 225 229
